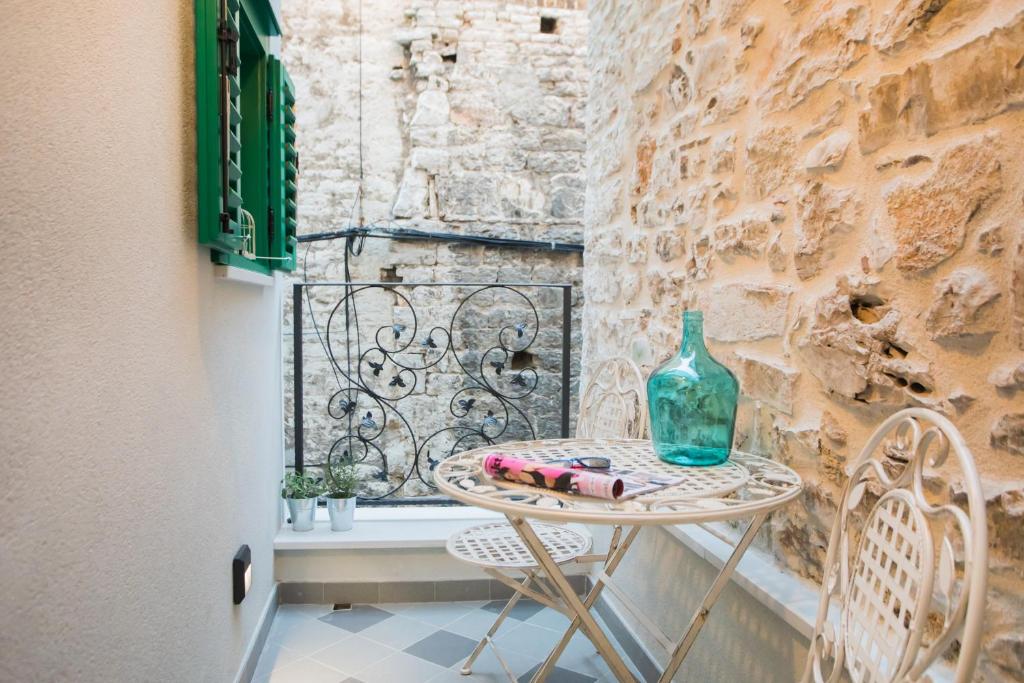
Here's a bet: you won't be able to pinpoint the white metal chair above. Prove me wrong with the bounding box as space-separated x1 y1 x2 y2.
447 356 647 679
801 408 988 683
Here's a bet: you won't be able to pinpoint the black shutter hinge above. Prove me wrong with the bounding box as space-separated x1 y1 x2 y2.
217 21 239 77
268 206 276 243
267 89 274 122
219 211 233 234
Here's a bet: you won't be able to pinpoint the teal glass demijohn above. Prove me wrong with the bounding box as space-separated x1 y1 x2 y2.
647 311 739 466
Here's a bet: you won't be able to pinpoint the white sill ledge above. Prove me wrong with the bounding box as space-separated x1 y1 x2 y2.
274 505 503 550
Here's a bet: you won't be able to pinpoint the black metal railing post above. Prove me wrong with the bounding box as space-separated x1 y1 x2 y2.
561 285 571 438
292 283 304 474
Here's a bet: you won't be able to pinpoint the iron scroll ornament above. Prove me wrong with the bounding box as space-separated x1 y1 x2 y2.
321 284 544 500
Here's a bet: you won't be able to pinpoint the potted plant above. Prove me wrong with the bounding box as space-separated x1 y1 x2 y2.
281 470 323 532
324 461 360 532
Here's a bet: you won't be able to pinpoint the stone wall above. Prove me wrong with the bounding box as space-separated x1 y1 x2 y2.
584 0 1024 677
280 0 588 496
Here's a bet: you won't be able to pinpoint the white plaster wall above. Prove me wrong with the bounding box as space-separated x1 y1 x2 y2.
0 2 282 681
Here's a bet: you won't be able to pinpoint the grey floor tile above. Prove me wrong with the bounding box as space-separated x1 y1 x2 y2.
482 598 546 622
404 629 480 668
517 664 597 683
319 605 394 633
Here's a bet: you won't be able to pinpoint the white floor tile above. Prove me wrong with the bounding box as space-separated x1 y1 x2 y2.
277 604 334 620
256 657 347 683
386 601 478 627
308 633 396 675
252 641 302 679
524 607 572 632
443 607 516 640
268 617 352 657
456 642 539 678
358 614 440 649
356 651 447 683
493 622 566 660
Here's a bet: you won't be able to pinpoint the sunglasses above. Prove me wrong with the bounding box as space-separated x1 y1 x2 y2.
546 456 612 470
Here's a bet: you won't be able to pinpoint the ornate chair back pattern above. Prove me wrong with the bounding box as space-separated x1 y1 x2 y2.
576 357 647 440
802 408 988 683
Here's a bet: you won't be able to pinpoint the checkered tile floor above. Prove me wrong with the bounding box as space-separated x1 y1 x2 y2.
253 600 631 682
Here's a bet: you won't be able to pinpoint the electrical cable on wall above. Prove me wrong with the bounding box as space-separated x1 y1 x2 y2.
298 222 585 253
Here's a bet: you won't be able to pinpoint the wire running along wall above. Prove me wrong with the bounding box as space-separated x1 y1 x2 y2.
291 282 573 504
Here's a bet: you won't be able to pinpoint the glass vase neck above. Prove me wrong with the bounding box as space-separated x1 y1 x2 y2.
680 311 706 354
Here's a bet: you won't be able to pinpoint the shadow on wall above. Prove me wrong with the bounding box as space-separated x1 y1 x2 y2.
590 525 806 683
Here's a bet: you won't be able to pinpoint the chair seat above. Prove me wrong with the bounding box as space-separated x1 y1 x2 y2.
446 521 591 568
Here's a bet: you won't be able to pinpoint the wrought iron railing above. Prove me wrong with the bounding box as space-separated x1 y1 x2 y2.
289 282 573 504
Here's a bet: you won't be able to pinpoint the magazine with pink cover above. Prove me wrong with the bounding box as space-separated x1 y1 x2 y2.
481 453 684 501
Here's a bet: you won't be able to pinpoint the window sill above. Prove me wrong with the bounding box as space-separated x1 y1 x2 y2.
274 505 504 551
214 263 276 287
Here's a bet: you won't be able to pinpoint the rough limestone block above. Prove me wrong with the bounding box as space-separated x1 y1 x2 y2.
925 267 1002 341
794 180 860 280
700 283 791 342
410 89 450 126
745 126 795 200
989 362 1024 392
804 131 851 172
859 12 1024 153
732 351 799 414
713 211 772 261
1013 230 1024 350
991 414 1024 456
758 3 869 112
884 137 1002 272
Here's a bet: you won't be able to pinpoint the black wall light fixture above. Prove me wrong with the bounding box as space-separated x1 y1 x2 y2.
233 545 252 605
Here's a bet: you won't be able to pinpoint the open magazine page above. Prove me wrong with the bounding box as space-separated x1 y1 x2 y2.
599 464 686 500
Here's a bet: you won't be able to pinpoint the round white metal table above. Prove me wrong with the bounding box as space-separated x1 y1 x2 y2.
435 438 803 683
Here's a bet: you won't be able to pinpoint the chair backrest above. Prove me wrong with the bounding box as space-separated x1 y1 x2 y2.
802 408 988 683
575 356 647 440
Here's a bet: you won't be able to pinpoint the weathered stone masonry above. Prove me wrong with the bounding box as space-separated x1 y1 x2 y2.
584 0 1024 677
281 1 588 495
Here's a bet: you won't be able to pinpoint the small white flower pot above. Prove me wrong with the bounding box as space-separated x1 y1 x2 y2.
286 497 318 532
326 496 357 531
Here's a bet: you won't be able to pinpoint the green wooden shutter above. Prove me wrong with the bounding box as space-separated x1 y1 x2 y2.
195 0 245 253
268 56 298 272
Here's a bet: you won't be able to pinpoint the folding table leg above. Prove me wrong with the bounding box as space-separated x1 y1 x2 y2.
510 517 642 683
657 513 769 682
462 570 533 678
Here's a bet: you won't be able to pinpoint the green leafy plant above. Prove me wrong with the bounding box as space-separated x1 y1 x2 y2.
324 461 360 499
281 471 323 499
